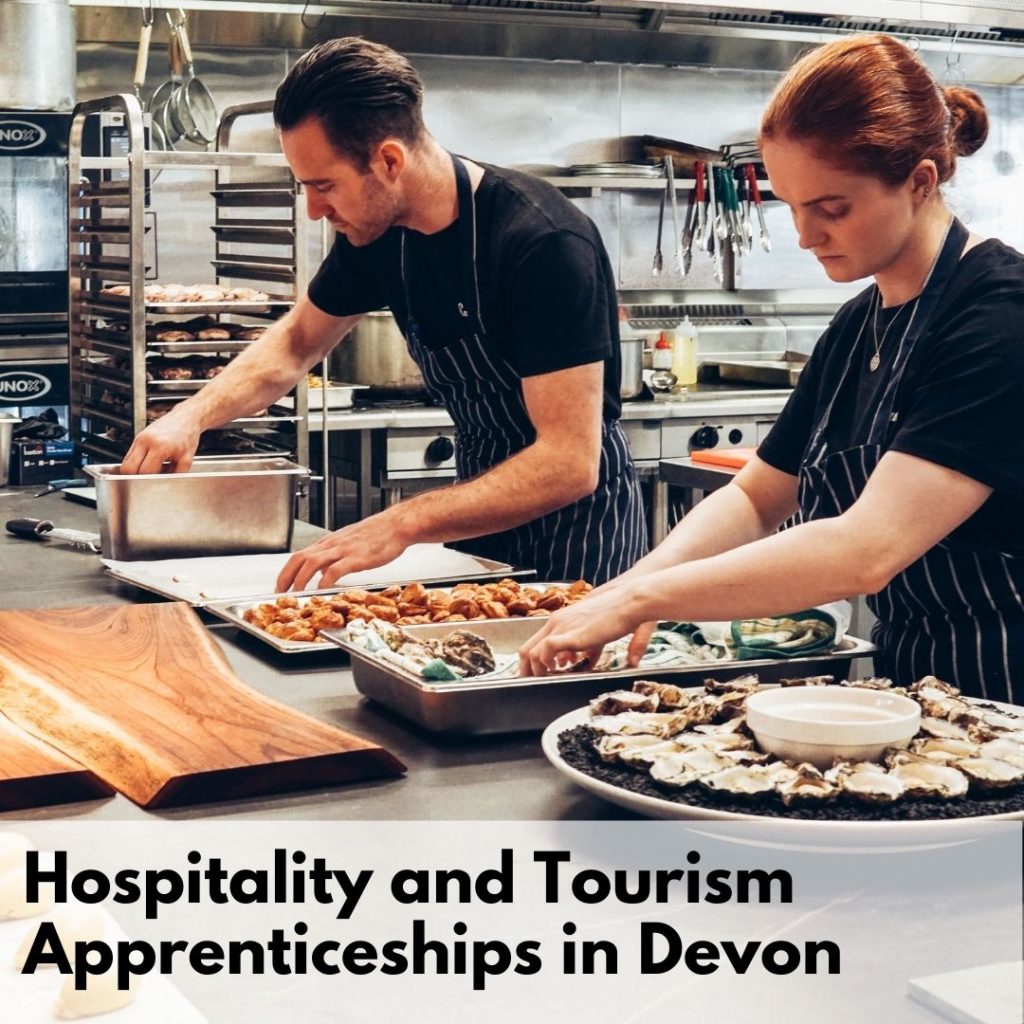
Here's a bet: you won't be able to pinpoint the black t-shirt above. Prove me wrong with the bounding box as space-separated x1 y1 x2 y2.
307 161 623 417
759 239 1024 555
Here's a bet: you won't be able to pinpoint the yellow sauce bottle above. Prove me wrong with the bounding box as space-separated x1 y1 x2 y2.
672 315 699 393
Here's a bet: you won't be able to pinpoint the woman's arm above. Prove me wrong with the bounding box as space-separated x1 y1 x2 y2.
519 450 992 674
614 455 800 582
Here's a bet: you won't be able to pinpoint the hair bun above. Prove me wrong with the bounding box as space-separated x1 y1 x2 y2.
943 86 989 157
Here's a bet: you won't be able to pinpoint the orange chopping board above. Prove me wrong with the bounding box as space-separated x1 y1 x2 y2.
690 446 756 469
0 604 406 808
0 712 113 810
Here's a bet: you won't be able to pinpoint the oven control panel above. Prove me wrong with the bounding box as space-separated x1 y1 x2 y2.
376 427 458 482
661 418 764 458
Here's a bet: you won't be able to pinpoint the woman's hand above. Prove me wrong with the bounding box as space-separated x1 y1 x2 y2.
518 581 654 676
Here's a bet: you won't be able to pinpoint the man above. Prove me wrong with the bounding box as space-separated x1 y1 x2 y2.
121 37 646 590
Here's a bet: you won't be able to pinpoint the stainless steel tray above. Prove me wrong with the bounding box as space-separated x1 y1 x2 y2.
204 572 550 651
105 544 525 608
323 618 878 736
95 292 293 315
717 358 806 388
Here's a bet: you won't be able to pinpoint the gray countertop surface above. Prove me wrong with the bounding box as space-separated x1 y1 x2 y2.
0 486 627 824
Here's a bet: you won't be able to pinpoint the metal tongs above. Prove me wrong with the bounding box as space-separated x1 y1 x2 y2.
652 186 665 277
665 156 684 275
746 163 772 253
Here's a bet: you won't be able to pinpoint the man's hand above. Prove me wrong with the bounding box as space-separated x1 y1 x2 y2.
276 510 412 591
120 407 203 474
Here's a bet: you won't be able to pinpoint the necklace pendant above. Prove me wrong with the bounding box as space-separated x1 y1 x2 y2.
869 353 881 372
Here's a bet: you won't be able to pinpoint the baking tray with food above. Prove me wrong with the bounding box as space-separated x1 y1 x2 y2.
321 616 876 735
106 544 527 608
98 283 287 304
205 577 579 653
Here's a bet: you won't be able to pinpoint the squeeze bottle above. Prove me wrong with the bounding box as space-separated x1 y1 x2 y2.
672 316 699 393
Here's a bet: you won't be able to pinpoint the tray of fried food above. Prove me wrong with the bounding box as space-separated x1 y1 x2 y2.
206 578 592 654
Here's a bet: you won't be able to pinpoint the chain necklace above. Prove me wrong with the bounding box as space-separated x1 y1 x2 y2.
869 293 917 372
866 216 955 373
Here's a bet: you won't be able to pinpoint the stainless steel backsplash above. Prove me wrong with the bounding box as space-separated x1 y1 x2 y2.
74 42 1024 305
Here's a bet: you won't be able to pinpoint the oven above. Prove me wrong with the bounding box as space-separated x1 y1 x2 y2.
0 111 71 439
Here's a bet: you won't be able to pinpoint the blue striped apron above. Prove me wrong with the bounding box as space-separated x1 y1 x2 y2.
798 218 1022 703
399 154 647 585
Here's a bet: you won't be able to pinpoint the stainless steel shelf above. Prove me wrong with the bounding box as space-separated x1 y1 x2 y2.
68 94 312 514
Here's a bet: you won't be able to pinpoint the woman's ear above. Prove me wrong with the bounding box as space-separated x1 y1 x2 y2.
910 159 939 202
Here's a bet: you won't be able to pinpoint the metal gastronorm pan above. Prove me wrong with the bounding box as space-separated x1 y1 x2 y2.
323 618 877 736
86 458 308 560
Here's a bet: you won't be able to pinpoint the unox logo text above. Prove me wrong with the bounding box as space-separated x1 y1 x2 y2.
0 371 50 400
0 120 46 151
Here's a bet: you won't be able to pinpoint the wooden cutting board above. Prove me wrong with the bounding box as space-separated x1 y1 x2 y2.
0 604 406 808
0 712 113 811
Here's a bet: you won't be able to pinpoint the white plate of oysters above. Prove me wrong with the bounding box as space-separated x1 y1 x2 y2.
542 675 1024 849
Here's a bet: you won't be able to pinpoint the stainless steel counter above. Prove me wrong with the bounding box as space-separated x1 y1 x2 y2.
309 393 791 431
0 486 626 823
308 393 791 538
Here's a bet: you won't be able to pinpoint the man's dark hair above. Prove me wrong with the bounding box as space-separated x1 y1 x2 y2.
274 37 426 170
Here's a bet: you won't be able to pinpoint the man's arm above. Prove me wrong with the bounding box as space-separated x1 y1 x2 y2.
121 296 361 474
276 360 605 590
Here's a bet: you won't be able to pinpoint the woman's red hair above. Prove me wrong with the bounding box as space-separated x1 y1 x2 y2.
759 34 988 185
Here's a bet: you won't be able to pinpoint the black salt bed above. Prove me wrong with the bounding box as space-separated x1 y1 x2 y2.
557 726 1024 821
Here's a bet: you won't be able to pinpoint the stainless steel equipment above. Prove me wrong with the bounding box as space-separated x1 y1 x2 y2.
85 457 309 560
0 413 20 486
331 311 426 398
0 0 75 112
0 111 70 323
619 339 644 400
0 109 72 438
67 96 311 495
326 616 876 736
376 426 457 485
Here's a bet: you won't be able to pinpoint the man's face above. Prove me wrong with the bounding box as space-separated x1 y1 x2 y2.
281 117 402 247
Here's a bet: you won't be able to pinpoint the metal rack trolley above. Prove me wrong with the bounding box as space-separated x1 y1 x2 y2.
67 94 312 516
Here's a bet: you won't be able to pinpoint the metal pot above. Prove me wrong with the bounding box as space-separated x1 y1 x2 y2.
619 338 645 401
331 311 426 397
0 0 75 110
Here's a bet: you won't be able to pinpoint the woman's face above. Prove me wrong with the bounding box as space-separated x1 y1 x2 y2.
761 136 916 284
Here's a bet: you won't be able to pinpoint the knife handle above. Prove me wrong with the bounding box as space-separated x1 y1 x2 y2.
5 518 53 540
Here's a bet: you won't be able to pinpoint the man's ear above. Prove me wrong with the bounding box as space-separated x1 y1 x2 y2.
374 140 407 183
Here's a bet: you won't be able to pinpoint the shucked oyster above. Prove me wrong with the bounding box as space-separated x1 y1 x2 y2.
437 630 495 676
701 764 780 796
979 737 1024 770
594 734 677 764
825 762 905 803
704 673 761 695
776 764 837 805
954 757 1024 790
888 752 969 798
590 690 660 716
632 679 696 709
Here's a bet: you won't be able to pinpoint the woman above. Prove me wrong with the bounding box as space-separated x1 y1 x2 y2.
520 34 1024 704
